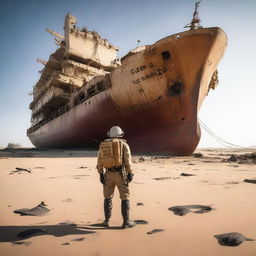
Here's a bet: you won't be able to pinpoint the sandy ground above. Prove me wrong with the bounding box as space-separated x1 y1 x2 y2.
0 148 256 256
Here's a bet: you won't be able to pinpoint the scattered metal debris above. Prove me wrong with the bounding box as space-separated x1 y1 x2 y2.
180 173 196 177
137 156 153 162
147 229 164 235
243 179 256 184
168 205 213 216
193 153 203 158
153 177 172 181
134 220 149 225
10 167 31 175
71 237 85 242
227 153 256 164
228 155 238 162
14 201 49 216
214 232 255 246
62 242 70 245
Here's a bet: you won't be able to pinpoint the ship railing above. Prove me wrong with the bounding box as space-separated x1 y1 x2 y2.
28 102 72 135
72 80 106 107
28 79 108 134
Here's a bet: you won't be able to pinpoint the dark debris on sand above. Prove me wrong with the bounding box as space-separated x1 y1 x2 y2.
10 167 31 175
62 242 70 245
13 201 50 216
135 155 172 163
134 220 149 225
136 156 152 162
226 153 256 164
147 229 164 235
168 205 213 216
193 153 204 158
153 177 172 181
214 232 255 246
243 179 256 184
180 173 196 177
71 237 85 241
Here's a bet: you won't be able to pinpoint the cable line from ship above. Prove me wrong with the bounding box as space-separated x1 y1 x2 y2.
198 119 243 148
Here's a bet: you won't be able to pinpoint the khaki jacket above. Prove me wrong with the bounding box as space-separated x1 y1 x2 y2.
97 138 133 174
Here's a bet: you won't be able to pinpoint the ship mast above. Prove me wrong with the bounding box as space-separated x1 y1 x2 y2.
185 1 202 30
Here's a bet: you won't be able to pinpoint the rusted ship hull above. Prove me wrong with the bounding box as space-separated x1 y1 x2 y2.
28 27 227 155
29 95 200 155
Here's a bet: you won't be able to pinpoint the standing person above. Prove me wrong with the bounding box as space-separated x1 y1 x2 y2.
97 126 135 228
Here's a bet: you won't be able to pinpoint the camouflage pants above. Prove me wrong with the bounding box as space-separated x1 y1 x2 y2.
103 171 129 200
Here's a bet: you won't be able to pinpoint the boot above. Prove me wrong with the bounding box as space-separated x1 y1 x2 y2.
103 198 112 227
121 200 136 228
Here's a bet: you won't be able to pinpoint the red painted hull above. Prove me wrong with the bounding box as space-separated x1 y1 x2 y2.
29 92 200 155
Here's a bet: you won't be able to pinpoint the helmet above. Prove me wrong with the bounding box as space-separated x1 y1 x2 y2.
107 126 124 138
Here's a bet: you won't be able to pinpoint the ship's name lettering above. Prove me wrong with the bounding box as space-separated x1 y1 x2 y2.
130 65 147 74
130 63 154 75
132 67 167 85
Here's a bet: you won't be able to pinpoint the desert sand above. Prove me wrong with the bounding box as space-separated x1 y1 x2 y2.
0 148 256 256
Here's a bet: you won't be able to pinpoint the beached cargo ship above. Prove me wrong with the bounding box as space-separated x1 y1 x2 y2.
27 2 227 155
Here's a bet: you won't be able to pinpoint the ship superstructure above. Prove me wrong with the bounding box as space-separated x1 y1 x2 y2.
29 14 119 133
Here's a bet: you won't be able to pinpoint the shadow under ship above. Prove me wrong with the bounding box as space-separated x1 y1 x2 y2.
27 3 228 155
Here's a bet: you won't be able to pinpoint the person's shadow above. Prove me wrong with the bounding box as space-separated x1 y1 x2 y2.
0 220 146 242
0 223 95 242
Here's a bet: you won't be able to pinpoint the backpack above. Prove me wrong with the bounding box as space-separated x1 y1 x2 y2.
100 139 123 168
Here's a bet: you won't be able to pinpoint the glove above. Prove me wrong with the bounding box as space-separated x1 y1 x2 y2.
100 173 105 185
127 173 134 183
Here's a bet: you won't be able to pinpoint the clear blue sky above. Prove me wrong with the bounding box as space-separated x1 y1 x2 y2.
0 0 255 148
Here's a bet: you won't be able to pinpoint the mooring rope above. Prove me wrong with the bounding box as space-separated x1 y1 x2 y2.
199 119 243 148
